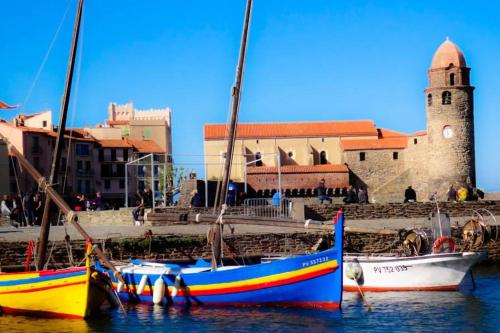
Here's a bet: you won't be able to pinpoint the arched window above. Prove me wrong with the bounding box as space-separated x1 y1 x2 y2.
255 152 262 166
450 73 455 86
320 151 327 165
287 151 294 159
427 94 432 106
442 91 452 105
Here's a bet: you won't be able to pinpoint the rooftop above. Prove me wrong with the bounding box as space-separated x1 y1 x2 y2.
204 120 379 140
431 38 467 69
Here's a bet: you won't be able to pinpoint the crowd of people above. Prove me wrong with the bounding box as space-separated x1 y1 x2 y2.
0 192 43 228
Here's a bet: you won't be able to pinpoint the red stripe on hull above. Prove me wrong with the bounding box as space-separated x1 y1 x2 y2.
121 265 337 297
0 281 86 295
0 306 83 320
343 285 459 292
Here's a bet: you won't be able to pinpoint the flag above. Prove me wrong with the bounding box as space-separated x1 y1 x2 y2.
0 100 18 109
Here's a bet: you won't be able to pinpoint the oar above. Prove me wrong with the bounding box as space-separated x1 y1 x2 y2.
355 280 372 312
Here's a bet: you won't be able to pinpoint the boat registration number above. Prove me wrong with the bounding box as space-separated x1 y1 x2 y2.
302 256 329 268
373 265 410 274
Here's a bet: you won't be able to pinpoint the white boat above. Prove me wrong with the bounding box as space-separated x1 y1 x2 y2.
343 251 486 292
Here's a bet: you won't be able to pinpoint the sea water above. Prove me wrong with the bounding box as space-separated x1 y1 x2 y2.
1 265 498 333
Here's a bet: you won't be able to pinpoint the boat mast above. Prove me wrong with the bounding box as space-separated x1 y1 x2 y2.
37 0 84 270
215 0 253 208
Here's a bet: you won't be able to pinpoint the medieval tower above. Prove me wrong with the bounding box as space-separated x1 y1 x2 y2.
425 38 476 197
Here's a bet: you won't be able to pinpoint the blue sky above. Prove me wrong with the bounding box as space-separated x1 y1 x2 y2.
1 0 499 191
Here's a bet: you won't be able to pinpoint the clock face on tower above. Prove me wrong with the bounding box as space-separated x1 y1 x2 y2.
443 126 454 139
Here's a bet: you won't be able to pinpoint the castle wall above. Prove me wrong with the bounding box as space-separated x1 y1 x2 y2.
342 149 405 193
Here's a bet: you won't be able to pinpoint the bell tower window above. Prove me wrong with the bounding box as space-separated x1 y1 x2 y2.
427 94 432 106
450 73 455 86
442 91 452 105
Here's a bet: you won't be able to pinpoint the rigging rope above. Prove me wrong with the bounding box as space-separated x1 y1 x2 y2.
19 0 73 113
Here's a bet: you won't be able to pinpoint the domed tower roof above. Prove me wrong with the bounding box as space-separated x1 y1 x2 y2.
430 38 467 69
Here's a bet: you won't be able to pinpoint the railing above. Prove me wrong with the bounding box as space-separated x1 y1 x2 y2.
243 198 293 219
76 169 94 176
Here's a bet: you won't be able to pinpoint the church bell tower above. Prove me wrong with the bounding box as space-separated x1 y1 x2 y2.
425 38 475 196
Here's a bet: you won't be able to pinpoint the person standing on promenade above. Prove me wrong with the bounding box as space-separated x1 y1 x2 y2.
358 186 368 204
404 186 417 203
317 179 332 204
94 192 103 211
33 194 43 225
447 185 457 202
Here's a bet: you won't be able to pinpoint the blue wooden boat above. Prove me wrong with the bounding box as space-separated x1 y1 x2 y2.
96 211 344 309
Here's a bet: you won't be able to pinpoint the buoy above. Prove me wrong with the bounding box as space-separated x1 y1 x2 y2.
116 280 124 293
171 274 182 298
345 259 363 281
152 276 165 305
137 274 148 295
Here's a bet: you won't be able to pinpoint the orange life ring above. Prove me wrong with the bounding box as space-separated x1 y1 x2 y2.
432 236 456 254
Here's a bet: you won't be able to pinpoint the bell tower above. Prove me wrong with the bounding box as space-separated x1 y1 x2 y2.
425 38 475 197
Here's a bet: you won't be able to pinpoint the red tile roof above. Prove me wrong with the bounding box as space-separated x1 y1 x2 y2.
204 121 379 140
97 139 132 148
378 128 407 138
410 130 427 137
128 139 165 153
341 137 408 151
247 164 348 174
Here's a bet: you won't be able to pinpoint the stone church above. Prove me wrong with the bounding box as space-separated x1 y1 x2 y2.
203 39 475 203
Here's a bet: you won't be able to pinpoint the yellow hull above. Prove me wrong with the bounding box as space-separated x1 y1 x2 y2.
0 267 112 319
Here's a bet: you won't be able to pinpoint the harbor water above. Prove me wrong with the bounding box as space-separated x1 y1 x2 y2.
1 265 498 332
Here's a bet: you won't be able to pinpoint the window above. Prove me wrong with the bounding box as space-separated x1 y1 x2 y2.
111 149 116 161
33 156 40 170
442 91 451 105
77 180 83 193
322 138 325 143
77 160 83 171
76 144 90 156
33 136 39 147
98 149 104 162
61 158 67 171
123 149 129 161
414 138 418 145
393 152 399 160
320 151 327 165
256 139 259 144
138 166 145 177
154 165 159 177
138 180 145 191
359 152 366 161
427 94 432 106
42 120 47 127
104 179 111 190
450 73 455 86
154 155 161 162
117 164 125 177
101 164 112 177
154 180 159 192
85 180 91 194
255 152 263 166
119 179 125 189
85 161 91 172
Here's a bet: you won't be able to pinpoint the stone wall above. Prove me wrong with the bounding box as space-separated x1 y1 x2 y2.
343 149 405 194
76 208 135 225
305 201 500 221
